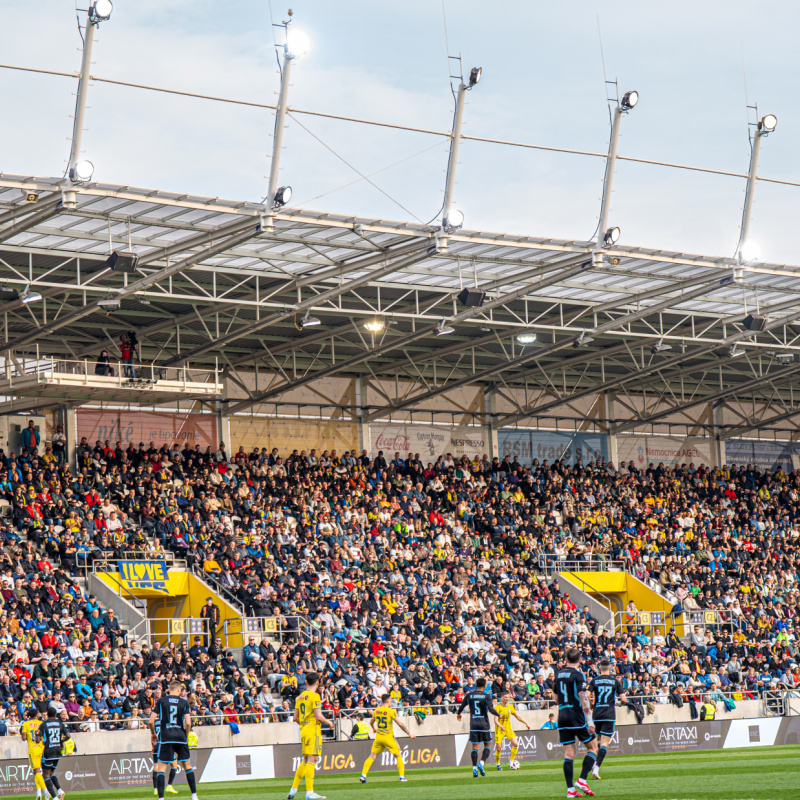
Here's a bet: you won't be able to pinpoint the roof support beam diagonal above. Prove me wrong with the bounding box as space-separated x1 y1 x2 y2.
0 197 64 244
721 402 800 439
0 193 61 227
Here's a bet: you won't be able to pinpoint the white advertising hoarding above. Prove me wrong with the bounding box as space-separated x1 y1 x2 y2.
617 434 717 469
369 423 489 460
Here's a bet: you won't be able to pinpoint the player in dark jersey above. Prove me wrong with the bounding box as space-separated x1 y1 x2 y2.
152 709 179 795
588 658 626 780
40 708 74 799
555 649 598 798
150 681 198 800
456 677 499 777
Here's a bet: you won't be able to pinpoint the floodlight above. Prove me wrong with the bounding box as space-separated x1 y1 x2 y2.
603 226 621 245
739 240 760 263
621 90 639 110
444 209 464 230
436 321 455 336
98 295 121 311
25 193 39 203
468 67 482 87
19 285 42 304
137 296 151 306
651 339 672 354
69 160 94 183
759 114 777 133
574 331 595 348
274 186 292 207
728 345 746 358
516 331 537 345
777 353 795 365
285 28 310 60
299 312 321 329
364 317 385 333
90 0 113 21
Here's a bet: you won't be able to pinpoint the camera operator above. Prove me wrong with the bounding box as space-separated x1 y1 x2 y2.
120 333 136 380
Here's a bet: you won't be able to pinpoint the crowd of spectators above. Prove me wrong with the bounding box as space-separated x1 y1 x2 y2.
0 426 799 735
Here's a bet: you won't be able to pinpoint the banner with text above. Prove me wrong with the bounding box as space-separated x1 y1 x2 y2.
369 423 489 460
117 560 169 594
617 434 717 469
77 409 217 449
498 428 608 467
725 438 800 472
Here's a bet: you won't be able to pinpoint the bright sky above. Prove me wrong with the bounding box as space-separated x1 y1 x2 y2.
2 0 799 264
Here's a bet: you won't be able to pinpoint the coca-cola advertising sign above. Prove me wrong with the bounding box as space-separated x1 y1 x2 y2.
369 424 488 460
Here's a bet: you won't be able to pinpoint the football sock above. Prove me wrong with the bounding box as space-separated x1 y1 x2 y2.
494 747 502 763
153 772 158 788
471 749 478 766
291 763 305 790
481 747 491 763
50 777 60 794
169 768 177 786
44 778 57 798
35 773 48 793
510 745 518 762
306 764 314 792
563 758 574 788
580 750 597 780
396 755 405 778
185 767 197 795
156 772 166 800
362 756 375 776
596 745 607 767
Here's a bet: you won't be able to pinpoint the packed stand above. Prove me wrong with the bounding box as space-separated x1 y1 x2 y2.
0 426 798 734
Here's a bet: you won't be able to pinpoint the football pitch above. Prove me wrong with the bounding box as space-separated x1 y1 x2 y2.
61 746 800 800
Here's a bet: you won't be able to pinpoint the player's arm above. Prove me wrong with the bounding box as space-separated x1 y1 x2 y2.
370 716 377 732
313 707 333 729
488 702 500 717
184 711 192 737
511 709 531 729
393 716 415 740
456 695 468 721
579 689 594 733
293 705 300 723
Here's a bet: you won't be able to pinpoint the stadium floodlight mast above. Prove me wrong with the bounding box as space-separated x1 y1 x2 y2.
734 110 777 281
592 85 638 265
441 58 481 235
65 1 112 200
264 12 308 229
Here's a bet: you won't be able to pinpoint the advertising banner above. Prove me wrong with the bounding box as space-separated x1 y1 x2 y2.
77 409 217 449
369 423 489 460
725 438 800 472
617 434 716 469
498 429 608 467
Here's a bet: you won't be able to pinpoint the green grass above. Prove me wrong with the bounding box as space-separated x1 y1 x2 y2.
64 746 800 800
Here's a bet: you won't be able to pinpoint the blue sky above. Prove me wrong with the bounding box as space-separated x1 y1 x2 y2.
1 0 798 263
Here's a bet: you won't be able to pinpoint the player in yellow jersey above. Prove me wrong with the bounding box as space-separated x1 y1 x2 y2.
494 692 530 770
359 693 415 784
287 672 333 800
21 708 49 798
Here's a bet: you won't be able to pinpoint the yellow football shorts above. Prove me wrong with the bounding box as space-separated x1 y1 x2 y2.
496 726 515 744
28 745 44 770
301 726 322 757
371 734 401 755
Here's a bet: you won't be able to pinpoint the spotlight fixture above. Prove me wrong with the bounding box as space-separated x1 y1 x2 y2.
739 240 760 264
69 160 94 183
97 295 121 311
435 320 455 336
106 250 139 274
728 345 746 358
603 226 621 245
274 186 292 207
759 114 777 133
621 90 639 110
19 285 42 304
90 0 113 21
742 313 767 332
444 209 464 230
457 287 486 307
516 331 537 345
137 296 151 306
574 331 595 348
364 317 385 333
468 67 482 87
285 28 310 60
651 339 672 354
25 193 39 203
777 353 795 365
299 312 321 328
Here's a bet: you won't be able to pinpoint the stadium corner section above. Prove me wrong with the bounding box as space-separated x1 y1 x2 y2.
557 570 686 637
93 562 246 648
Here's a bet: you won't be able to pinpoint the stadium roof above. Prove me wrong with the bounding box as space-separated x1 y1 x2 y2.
2 173 800 435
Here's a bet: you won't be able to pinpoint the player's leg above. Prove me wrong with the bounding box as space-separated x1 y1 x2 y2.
166 759 178 794
575 733 598 796
155 743 170 800
30 751 49 797
593 733 610 778
509 735 519 768
360 743 381 783
479 731 490 776
470 738 479 777
562 741 577 795
305 753 325 800
494 730 503 769
42 766 57 799
49 772 62 800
